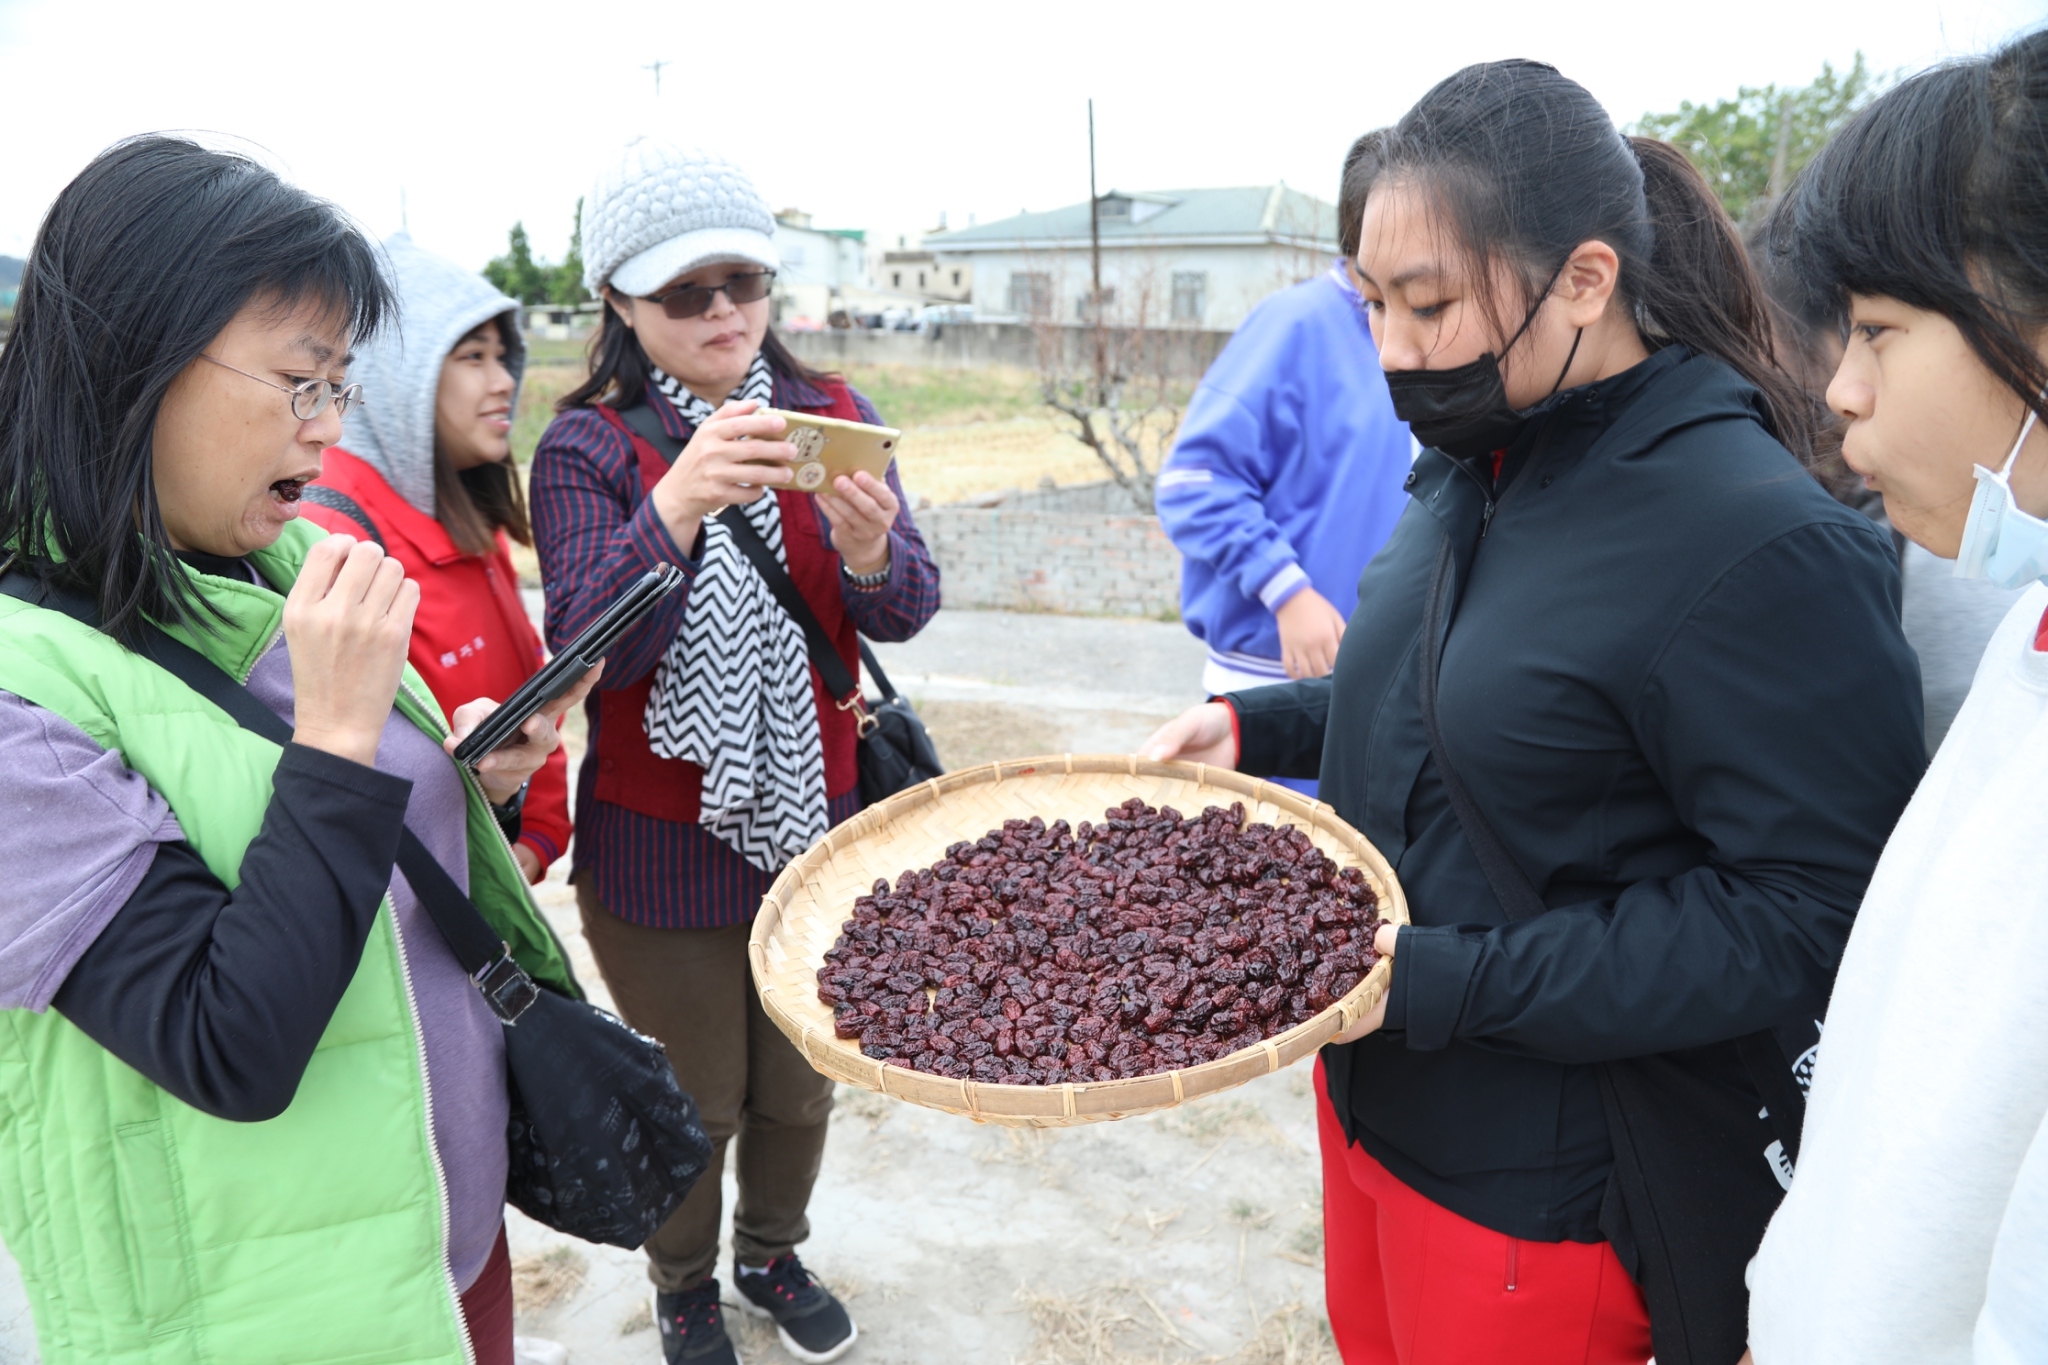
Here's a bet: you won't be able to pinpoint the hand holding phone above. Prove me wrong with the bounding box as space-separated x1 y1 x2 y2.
647 401 799 550
763 409 901 492
446 662 603 804
451 563 683 771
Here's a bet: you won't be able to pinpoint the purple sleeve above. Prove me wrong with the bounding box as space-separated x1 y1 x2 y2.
834 461 942 642
529 407 703 687
821 390 942 642
0 692 184 1011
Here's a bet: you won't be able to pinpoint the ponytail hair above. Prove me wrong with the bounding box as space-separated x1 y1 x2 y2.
1358 60 1812 461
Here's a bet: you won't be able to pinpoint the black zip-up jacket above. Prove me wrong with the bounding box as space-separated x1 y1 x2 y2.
1230 347 1926 1242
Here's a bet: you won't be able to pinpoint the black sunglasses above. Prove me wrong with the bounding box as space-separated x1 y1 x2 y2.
639 269 777 320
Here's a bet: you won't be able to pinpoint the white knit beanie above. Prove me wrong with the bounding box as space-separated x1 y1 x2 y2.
581 138 779 296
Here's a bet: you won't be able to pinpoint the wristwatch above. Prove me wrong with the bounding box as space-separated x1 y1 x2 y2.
490 780 529 843
842 554 891 590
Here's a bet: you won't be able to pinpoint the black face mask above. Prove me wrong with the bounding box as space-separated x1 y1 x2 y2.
1382 269 1584 460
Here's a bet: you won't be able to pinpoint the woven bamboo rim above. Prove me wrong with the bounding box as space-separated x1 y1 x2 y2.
749 755 1409 1127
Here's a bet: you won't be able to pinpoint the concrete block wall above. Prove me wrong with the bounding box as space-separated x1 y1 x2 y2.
785 320 1230 374
915 481 1183 619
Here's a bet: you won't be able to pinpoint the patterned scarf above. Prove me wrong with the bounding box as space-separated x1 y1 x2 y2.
643 355 828 872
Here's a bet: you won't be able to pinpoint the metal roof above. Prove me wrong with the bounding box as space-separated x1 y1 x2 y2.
927 186 1335 252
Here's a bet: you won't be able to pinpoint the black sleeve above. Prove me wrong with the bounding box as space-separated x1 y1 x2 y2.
53 743 414 1122
1392 522 1926 1064
1225 676 1332 780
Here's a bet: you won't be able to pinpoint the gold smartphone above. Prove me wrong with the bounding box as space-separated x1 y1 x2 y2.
764 409 902 492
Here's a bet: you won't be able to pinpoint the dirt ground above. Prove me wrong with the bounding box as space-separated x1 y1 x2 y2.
503 611 1339 1363
0 611 1341 1365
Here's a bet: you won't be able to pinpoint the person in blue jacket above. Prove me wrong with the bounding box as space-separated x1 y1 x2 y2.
1157 131 1414 792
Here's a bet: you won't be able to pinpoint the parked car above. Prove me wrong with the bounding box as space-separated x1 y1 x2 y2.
913 304 975 330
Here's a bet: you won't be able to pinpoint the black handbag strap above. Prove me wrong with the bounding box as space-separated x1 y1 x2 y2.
1418 538 1546 921
0 563 539 1023
616 400 873 709
859 639 900 702
716 507 863 705
297 485 384 550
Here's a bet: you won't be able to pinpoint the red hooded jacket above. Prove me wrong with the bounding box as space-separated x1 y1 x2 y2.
303 447 571 876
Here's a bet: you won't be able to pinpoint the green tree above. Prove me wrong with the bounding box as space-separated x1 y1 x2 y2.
546 199 589 306
482 221 550 305
1631 53 1883 223
482 206 590 307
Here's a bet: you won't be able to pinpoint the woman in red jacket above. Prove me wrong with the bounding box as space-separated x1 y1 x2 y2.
303 233 570 882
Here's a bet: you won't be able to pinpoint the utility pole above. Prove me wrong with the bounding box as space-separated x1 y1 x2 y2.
1088 98 1105 405
643 58 671 97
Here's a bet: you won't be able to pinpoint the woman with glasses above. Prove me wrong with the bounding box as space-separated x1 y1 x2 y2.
0 137 592 1364
302 233 572 886
530 138 938 1365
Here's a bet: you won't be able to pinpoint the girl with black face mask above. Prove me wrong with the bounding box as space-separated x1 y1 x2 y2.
1144 60 1926 1365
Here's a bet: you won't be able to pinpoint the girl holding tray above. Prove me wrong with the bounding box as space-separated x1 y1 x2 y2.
1145 60 1925 1365
1741 29 2048 1365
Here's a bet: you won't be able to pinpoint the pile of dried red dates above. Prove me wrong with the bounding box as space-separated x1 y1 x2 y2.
818 798 1382 1086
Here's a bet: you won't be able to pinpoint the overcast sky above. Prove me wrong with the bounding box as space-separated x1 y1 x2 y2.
1 0 2039 271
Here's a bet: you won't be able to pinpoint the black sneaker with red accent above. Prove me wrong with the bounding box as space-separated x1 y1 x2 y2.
651 1280 742 1365
732 1254 857 1363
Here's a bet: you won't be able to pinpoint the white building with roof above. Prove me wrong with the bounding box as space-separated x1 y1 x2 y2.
925 186 1337 331
770 211 872 326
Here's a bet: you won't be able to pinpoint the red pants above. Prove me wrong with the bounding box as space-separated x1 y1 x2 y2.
1315 1060 1651 1364
459 1223 515 1365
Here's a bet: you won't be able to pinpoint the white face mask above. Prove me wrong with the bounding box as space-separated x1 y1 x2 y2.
1953 402 2048 588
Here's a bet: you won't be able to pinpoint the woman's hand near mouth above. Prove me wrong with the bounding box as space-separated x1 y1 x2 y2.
284 534 419 767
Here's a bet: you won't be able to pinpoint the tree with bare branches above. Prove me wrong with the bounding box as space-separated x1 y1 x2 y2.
1032 258 1202 513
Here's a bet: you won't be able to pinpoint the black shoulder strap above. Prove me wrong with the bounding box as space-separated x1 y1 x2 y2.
299 485 385 549
617 400 683 462
0 564 534 1020
716 507 862 704
859 639 898 702
1417 538 1546 922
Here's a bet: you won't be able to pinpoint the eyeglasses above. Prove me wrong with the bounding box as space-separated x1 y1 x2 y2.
201 354 365 421
639 270 777 320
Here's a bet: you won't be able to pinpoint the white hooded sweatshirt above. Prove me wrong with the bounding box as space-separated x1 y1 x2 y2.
1748 584 2048 1364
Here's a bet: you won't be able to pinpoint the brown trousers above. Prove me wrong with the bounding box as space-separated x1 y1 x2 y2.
576 877 835 1291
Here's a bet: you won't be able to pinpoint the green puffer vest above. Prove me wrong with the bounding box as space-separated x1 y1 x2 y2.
0 520 575 1363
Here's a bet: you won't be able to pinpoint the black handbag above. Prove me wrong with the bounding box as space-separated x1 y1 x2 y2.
0 566 712 1249
617 401 946 805
1413 539 1809 1365
849 639 946 806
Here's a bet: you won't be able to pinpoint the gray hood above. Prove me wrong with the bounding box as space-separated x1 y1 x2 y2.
339 232 527 517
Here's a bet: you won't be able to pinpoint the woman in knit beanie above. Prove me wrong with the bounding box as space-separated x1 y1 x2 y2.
529 139 939 1365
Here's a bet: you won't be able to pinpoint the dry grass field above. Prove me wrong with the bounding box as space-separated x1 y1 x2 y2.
511 354 1123 519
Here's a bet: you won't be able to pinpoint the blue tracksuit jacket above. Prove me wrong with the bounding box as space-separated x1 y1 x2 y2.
1157 263 1413 674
